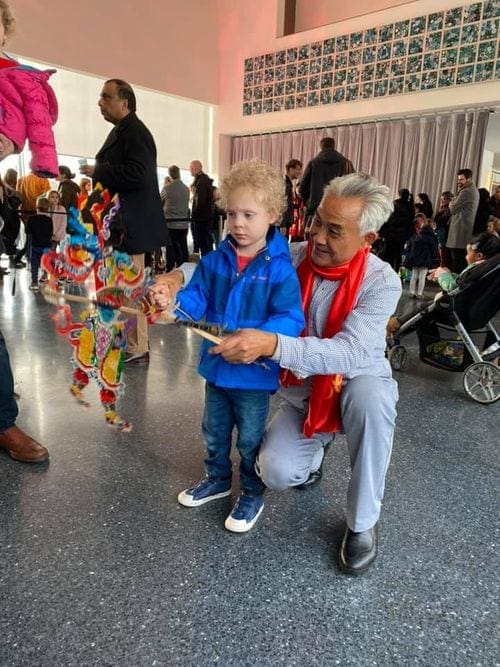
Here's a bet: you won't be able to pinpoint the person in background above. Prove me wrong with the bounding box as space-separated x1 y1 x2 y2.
26 195 52 292
47 190 66 248
79 177 92 197
161 168 188 269
404 218 439 298
446 168 480 274
489 185 500 219
3 167 17 190
378 188 414 272
415 193 433 219
280 159 302 238
433 191 453 266
189 160 214 257
473 187 493 235
56 166 80 211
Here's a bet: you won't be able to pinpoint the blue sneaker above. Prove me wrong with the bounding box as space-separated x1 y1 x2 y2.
178 478 231 507
225 494 264 533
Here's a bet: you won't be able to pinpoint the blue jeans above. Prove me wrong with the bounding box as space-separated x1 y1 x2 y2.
0 329 18 433
202 383 269 495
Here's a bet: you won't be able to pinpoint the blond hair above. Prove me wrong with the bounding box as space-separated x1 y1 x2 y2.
219 160 286 220
0 0 15 45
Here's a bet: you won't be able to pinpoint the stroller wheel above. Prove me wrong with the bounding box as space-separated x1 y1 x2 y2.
463 362 500 404
388 345 408 371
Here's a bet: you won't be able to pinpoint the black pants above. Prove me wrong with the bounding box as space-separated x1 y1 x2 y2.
192 220 213 257
169 228 189 267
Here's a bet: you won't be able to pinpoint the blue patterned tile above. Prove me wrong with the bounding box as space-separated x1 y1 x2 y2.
391 58 406 77
308 75 320 90
480 18 498 40
252 100 262 114
374 79 388 97
350 31 363 48
334 69 347 86
346 84 359 101
347 67 360 84
377 43 391 61
310 58 322 74
332 87 346 103
364 28 378 44
336 35 348 51
428 12 444 32
443 27 461 47
438 67 456 87
262 99 273 113
253 70 263 85
263 84 273 97
426 32 442 51
297 61 309 77
296 92 307 108
298 45 309 60
440 48 458 67
322 55 334 72
483 0 500 19
456 64 474 84
243 88 252 101
273 97 284 112
376 62 390 79
321 73 333 88
361 82 374 98
477 40 497 61
423 53 439 71
274 82 285 96
276 50 286 65
323 38 335 55
254 55 264 70
459 44 478 64
389 77 404 94
311 42 323 58
244 58 253 72
445 7 462 27
405 73 421 92
394 20 410 38
410 16 426 35
253 86 263 100
475 61 494 80
408 36 424 54
287 47 298 62
308 92 319 106
243 102 252 116
285 95 295 110
463 3 482 23
462 23 479 43
285 79 296 95
378 24 394 42
496 61 500 79
265 53 275 68
297 77 308 92
363 46 377 64
244 72 253 87
392 40 408 58
264 68 274 82
320 89 332 104
286 63 297 79
275 66 285 81
361 65 375 82
407 55 423 73
421 71 438 89
336 52 348 68
349 49 362 66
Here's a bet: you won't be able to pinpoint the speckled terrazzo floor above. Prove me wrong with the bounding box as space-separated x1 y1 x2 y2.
0 268 498 666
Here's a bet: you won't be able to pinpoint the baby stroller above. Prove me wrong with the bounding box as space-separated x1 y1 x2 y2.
387 255 500 404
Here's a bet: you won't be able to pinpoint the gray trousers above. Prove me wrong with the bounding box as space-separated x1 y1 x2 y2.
256 375 398 532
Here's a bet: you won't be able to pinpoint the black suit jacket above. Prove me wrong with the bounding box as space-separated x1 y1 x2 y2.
93 112 168 254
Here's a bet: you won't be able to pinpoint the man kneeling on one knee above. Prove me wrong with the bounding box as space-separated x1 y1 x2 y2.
209 173 401 575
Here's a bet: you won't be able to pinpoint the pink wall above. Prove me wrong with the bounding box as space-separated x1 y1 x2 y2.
295 0 413 33
9 0 219 104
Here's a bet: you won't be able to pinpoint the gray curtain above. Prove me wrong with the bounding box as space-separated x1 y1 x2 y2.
231 110 490 213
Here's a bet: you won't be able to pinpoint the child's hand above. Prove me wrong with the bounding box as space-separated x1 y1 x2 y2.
0 133 15 160
148 270 184 310
428 267 449 281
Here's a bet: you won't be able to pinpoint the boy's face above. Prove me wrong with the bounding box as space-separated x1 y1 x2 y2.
226 187 276 257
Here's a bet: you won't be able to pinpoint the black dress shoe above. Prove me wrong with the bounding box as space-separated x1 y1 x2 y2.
124 351 150 364
338 524 378 575
295 440 333 490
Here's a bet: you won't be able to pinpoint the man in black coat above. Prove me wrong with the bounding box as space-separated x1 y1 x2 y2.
189 160 214 257
280 158 302 238
81 79 168 364
300 137 350 222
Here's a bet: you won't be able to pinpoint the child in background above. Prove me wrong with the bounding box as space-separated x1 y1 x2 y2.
404 218 439 298
47 190 66 248
154 161 305 533
26 196 52 292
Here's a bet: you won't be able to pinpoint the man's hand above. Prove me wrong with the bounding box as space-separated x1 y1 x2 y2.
148 269 184 310
0 133 15 160
80 165 95 177
209 329 278 364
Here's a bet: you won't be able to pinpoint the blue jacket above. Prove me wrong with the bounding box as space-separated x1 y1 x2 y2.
176 226 305 390
404 226 439 269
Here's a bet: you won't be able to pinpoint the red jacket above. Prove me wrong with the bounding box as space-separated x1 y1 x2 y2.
0 57 58 177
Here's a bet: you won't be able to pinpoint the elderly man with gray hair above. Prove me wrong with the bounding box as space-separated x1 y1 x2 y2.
209 173 402 575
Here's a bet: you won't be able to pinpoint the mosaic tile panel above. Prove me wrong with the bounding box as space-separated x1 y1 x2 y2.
242 1 499 115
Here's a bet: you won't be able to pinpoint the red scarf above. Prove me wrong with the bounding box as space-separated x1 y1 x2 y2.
281 243 370 436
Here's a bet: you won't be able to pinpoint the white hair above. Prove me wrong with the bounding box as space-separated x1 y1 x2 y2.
322 173 393 234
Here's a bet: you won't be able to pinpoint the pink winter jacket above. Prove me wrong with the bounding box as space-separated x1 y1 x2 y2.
0 60 58 177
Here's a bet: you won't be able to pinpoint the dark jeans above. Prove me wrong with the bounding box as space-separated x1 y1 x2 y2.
169 228 189 266
0 329 18 432
202 383 269 495
30 246 47 284
191 220 213 257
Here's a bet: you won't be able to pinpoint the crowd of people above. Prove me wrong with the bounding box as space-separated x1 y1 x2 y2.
0 0 499 578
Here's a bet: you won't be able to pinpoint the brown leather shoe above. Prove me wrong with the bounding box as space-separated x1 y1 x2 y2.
0 426 49 463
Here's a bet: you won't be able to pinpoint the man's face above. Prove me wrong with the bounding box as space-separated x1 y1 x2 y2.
457 174 469 189
98 83 129 124
308 194 375 267
190 161 201 177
